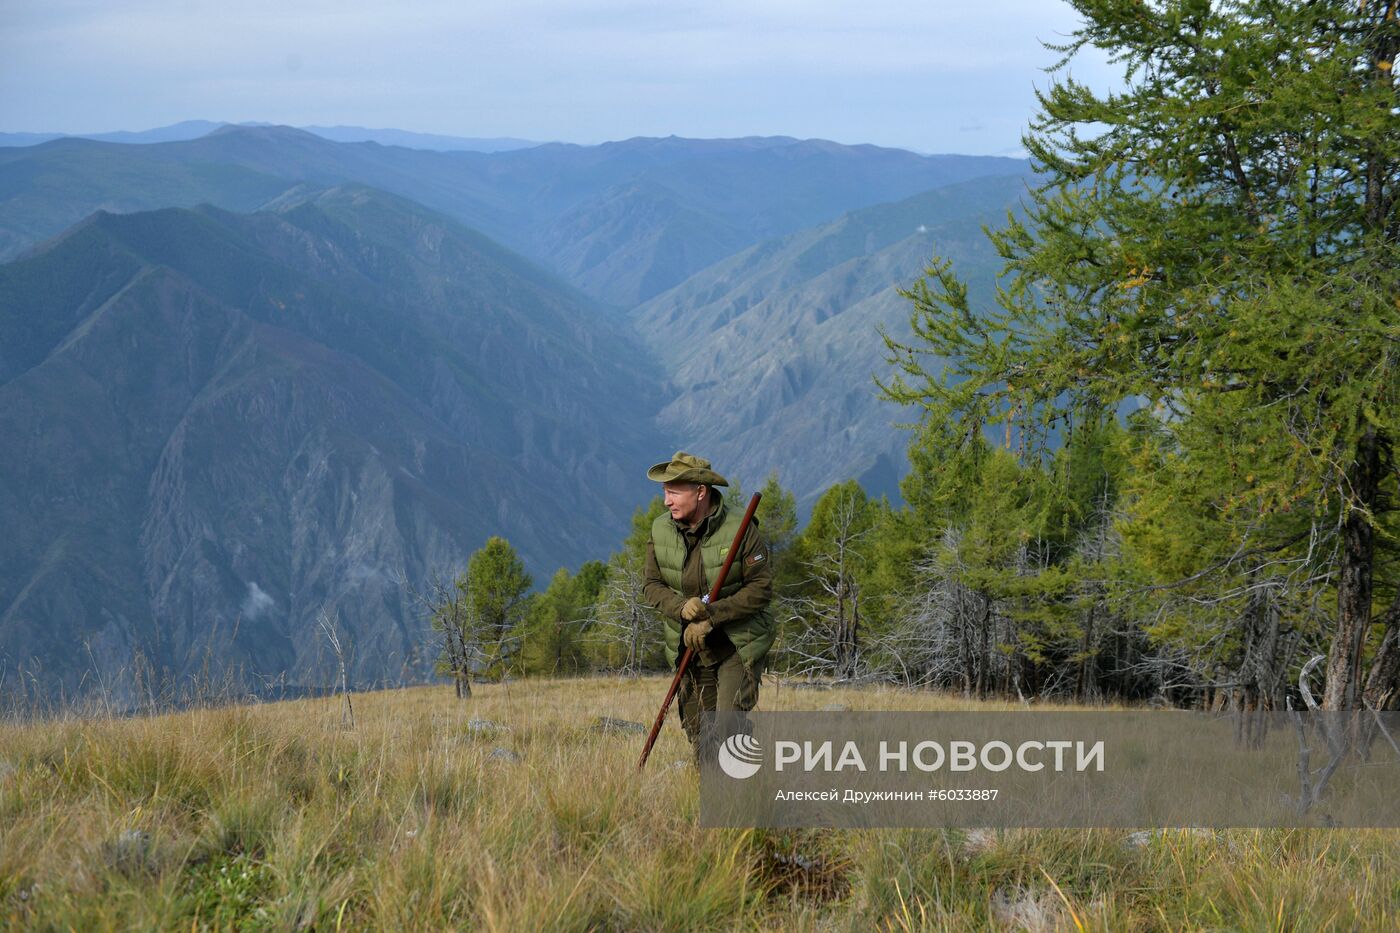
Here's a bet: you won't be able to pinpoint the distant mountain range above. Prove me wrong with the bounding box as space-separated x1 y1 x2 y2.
0 125 1029 700
0 125 1027 303
0 120 542 152
0 185 658 699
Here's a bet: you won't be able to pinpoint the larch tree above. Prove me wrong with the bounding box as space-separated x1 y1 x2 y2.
882 0 1398 710
464 536 533 679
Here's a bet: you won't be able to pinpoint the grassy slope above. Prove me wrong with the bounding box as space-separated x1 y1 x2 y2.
1 677 1397 931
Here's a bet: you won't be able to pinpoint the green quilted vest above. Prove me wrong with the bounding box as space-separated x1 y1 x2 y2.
651 502 776 670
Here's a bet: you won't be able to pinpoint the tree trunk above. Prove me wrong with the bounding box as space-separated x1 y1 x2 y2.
976 595 992 700
1323 427 1380 710
835 578 848 677
1237 577 1283 713
957 585 974 697
628 603 640 675
1363 595 1400 711
848 583 861 679
1078 601 1097 702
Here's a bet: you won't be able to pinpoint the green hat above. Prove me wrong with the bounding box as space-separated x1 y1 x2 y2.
647 451 729 486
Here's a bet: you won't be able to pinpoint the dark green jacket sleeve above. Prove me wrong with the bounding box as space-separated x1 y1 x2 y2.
642 541 687 621
706 525 773 628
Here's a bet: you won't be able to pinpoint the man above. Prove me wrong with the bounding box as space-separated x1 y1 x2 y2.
641 451 775 766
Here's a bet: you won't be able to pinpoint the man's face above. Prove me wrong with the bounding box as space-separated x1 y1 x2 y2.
662 482 707 524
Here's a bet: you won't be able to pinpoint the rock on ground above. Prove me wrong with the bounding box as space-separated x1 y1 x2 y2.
592 716 646 736
104 829 154 876
989 885 1064 932
960 828 998 858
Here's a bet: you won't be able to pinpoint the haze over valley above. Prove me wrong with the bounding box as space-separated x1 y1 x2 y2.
0 123 1029 699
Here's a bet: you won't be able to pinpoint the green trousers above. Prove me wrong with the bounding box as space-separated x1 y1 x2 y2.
676 652 761 765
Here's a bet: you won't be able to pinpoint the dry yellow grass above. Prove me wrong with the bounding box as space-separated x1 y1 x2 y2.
1 676 1397 930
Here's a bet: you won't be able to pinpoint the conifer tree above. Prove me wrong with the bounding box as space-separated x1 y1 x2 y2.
519 568 589 676
756 471 800 585
789 481 876 679
882 0 1399 709
464 536 533 678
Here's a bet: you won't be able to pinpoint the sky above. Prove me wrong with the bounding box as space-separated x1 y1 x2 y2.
0 0 1119 156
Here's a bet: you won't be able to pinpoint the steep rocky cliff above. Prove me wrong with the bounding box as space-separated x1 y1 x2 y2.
631 172 1031 510
0 186 659 702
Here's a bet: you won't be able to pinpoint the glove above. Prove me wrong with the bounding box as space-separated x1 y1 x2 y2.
681 596 708 621
683 619 713 651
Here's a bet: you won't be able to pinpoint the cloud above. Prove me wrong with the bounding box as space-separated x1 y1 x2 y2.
240 582 276 620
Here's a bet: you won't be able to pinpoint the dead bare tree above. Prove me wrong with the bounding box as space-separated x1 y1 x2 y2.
1285 654 1353 815
859 529 970 690
397 568 478 699
317 610 355 729
785 493 870 681
434 571 475 698
592 555 661 676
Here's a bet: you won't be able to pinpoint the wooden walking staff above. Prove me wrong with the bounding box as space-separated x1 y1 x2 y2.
637 491 762 771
